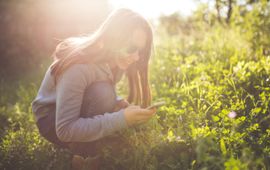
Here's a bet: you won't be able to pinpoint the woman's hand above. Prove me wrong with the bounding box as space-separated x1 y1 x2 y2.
123 105 156 127
113 99 130 112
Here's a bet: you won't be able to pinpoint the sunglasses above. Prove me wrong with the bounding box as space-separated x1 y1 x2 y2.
118 44 141 56
109 41 144 61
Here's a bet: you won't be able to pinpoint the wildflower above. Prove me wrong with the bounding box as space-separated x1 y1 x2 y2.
228 111 237 118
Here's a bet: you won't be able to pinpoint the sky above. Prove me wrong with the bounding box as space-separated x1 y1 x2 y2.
108 0 200 19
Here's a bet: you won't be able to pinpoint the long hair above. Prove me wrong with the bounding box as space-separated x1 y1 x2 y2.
50 8 153 108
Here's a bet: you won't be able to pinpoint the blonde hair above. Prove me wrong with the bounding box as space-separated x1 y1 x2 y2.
50 8 153 107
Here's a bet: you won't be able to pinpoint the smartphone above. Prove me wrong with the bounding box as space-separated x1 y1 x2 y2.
146 101 166 110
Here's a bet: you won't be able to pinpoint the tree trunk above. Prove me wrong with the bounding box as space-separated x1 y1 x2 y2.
215 0 222 23
226 0 233 24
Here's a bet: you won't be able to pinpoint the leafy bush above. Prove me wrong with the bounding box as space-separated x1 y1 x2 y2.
1 4 270 169
0 128 71 170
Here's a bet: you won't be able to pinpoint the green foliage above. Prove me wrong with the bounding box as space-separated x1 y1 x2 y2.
231 0 270 55
1 1 270 169
0 82 72 170
0 128 71 170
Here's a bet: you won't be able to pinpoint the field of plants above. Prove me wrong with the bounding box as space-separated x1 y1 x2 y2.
0 1 270 170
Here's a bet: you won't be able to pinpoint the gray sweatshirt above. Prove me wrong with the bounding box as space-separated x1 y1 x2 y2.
32 63 128 142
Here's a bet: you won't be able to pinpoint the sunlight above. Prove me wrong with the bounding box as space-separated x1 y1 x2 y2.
44 0 107 22
109 0 197 19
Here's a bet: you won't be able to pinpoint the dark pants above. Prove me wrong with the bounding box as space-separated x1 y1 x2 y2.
36 80 117 157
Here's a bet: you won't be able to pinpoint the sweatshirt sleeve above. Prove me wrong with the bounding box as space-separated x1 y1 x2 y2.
55 64 128 142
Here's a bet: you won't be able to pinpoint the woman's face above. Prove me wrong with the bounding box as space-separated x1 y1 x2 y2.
114 28 147 70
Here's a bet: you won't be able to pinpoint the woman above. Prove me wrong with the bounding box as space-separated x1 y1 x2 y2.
32 8 156 169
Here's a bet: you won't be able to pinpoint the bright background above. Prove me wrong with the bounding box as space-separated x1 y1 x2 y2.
1 0 270 169
109 0 198 18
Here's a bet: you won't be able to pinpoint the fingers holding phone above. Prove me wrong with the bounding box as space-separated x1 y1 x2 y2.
124 105 156 127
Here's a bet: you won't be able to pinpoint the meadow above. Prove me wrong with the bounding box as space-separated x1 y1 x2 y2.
0 2 270 170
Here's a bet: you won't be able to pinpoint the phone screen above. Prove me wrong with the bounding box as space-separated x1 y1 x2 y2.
146 101 166 109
